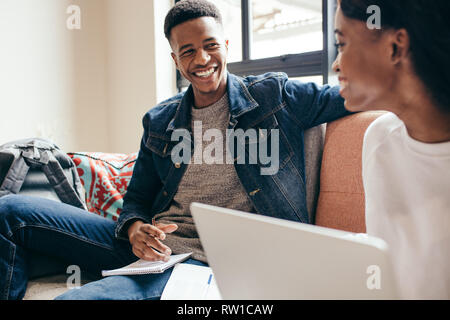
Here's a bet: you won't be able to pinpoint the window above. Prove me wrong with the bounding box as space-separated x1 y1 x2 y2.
251 0 323 59
176 0 337 90
214 0 242 63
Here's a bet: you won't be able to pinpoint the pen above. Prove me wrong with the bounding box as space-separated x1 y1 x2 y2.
152 218 167 242
152 218 160 239
202 273 213 299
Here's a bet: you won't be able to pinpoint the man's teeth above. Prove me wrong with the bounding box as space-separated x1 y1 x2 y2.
195 68 215 77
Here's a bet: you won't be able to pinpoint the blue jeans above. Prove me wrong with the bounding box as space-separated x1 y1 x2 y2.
0 195 206 300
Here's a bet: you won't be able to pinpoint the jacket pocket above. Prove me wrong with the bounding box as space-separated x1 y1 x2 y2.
145 130 193 159
231 114 293 174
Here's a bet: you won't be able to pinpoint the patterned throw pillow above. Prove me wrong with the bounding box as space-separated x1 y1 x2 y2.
67 152 137 221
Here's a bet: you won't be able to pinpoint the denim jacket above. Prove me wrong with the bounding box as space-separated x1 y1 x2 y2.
115 72 348 240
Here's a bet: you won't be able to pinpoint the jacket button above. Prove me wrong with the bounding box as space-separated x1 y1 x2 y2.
175 163 181 169
163 191 168 196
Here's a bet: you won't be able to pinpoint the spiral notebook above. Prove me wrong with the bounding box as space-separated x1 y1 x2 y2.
101 252 192 277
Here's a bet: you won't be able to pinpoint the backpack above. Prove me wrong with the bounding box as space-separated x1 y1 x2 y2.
0 138 87 210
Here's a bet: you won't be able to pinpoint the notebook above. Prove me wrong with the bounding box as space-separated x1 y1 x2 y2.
101 252 192 277
161 263 222 300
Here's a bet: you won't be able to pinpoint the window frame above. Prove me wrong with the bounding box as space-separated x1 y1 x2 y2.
175 0 337 90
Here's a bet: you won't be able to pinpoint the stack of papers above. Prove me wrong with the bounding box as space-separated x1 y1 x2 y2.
161 263 222 300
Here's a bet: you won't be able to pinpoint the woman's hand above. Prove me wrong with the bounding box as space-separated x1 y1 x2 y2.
127 220 178 261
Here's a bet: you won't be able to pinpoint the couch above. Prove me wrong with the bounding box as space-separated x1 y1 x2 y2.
22 111 385 300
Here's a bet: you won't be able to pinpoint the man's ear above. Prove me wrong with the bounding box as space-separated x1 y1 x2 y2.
171 52 179 70
390 28 410 65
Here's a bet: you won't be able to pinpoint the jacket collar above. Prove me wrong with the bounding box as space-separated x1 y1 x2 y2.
166 72 259 133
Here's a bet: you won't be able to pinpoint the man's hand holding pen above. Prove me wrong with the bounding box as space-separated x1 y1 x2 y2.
127 218 178 262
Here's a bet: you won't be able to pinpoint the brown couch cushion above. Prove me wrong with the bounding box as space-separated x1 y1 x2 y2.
314 111 386 233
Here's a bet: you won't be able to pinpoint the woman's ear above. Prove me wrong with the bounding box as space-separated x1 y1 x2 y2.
390 28 410 65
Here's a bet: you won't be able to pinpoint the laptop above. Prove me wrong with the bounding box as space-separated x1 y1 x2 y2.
190 202 399 300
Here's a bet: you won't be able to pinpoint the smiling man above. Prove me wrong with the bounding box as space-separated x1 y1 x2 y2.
116 0 349 270
169 15 228 108
0 0 349 300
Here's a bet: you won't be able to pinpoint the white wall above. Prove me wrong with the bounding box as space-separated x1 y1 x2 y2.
106 0 176 153
0 0 176 153
72 0 109 152
0 0 80 150
153 0 177 103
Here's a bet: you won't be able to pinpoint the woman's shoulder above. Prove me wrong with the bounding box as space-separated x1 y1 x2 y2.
364 112 403 144
367 111 402 134
362 112 404 162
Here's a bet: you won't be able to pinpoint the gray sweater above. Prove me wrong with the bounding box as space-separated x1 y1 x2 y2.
153 93 254 263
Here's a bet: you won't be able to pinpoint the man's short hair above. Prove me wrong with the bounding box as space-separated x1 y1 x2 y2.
164 0 223 41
